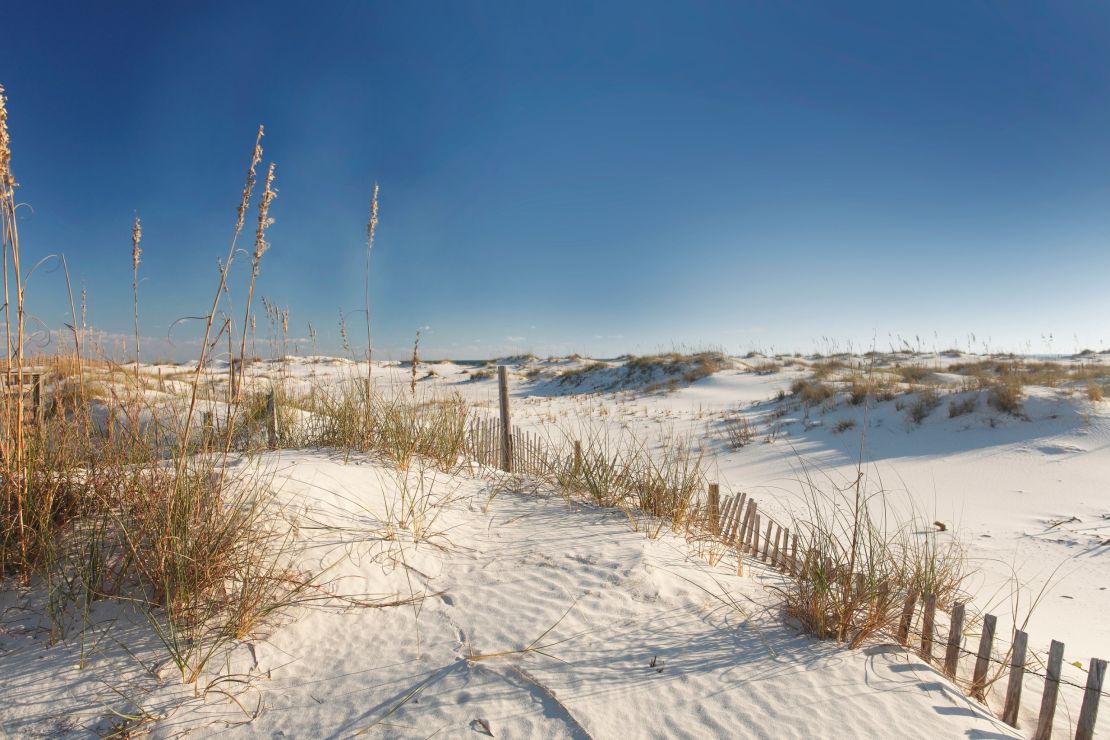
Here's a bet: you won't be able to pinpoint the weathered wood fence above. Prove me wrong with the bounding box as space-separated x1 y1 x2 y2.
469 368 1106 738
2 370 43 421
888 587 1106 739
697 489 1106 738
466 414 557 477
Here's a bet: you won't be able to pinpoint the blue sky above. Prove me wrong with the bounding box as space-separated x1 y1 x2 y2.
3 1 1110 360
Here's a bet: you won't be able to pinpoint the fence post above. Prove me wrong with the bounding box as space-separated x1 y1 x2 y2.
1076 657 1106 740
1033 640 1064 740
1001 629 1028 727
498 366 512 473
202 411 213 451
707 483 720 534
265 389 279 449
971 613 997 700
920 593 937 662
897 592 917 645
762 520 773 562
31 373 41 422
944 603 965 679
513 428 521 472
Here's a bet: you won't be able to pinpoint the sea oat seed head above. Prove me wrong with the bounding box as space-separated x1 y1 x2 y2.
0 84 16 194
252 162 277 276
367 182 379 250
131 216 143 272
236 125 265 236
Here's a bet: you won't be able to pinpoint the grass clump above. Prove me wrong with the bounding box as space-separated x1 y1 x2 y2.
552 425 706 535
780 471 967 648
810 359 850 381
722 414 754 448
948 396 977 418
987 377 1024 416
791 378 835 406
893 365 933 384
846 375 895 405
906 387 941 424
557 361 608 387
303 383 470 472
626 351 731 385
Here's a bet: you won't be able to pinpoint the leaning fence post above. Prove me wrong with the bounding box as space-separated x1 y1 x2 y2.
761 520 773 562
498 366 512 473
728 493 746 542
1001 629 1028 727
1076 657 1106 740
720 495 736 537
920 593 937 662
971 613 997 700
738 501 754 553
1033 640 1064 740
943 603 965 679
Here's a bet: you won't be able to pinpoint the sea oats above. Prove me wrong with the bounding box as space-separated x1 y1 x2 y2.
131 215 143 369
236 126 264 237
0 85 15 193
252 162 276 276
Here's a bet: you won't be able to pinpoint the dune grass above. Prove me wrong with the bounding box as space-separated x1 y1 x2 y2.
0 93 386 693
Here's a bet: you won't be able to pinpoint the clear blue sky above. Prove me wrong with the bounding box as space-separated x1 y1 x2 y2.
3 1 1110 360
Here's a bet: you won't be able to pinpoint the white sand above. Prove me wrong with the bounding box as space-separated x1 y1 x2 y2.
2 353 1106 737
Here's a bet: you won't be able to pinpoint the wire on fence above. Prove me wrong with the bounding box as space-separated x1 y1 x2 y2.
898 620 1109 699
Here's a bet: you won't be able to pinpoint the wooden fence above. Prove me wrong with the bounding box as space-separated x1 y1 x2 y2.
1 370 43 421
694 489 1106 738
456 369 1107 737
888 587 1106 739
465 369 1104 737
466 415 559 478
